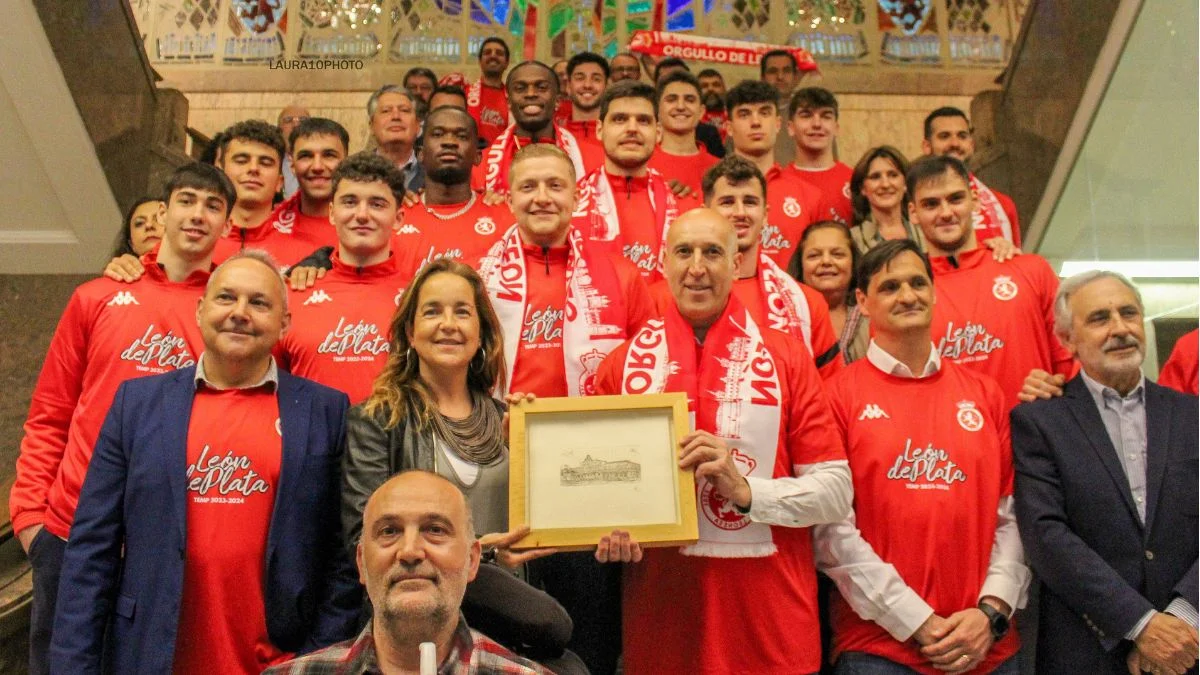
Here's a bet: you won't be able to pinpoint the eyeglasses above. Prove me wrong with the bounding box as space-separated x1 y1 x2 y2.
280 115 310 125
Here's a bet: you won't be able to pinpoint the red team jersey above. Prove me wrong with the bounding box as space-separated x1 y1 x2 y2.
763 164 824 269
174 385 289 674
508 244 656 397
595 328 846 675
394 198 510 271
277 252 412 403
11 257 207 539
787 162 854 224
825 359 1019 673
930 248 1076 406
215 195 334 268
647 145 719 197
563 118 604 166
1158 328 1199 395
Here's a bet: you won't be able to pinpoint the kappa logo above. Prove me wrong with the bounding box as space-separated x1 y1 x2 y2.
782 196 803 219
304 289 333 305
398 223 421 235
107 291 139 306
474 217 497 235
992 275 1018 301
956 400 984 432
858 403 890 420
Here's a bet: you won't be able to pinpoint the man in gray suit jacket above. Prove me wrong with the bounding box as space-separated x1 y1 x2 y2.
1013 270 1198 675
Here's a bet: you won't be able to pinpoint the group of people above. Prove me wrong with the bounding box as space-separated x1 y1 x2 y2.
11 37 1199 675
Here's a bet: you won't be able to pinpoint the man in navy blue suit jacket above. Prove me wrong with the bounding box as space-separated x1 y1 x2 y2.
1013 271 1198 675
51 251 360 674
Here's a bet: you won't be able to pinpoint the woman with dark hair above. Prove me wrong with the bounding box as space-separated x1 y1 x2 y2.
792 220 870 364
111 197 164 258
848 145 925 255
340 258 582 672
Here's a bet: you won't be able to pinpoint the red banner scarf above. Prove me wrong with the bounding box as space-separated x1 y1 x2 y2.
969 174 1014 243
481 123 587 195
629 30 818 70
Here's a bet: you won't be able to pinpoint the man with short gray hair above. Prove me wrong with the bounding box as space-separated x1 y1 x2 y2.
368 84 425 191
1013 270 1199 675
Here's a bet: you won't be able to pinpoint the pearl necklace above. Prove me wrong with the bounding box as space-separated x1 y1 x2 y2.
422 191 478 221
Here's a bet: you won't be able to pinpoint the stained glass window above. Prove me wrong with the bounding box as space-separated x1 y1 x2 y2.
389 0 464 62
296 0 385 59
878 0 940 63
468 0 529 61
665 0 695 32
155 0 223 61
708 0 769 42
225 0 286 63
946 0 1008 64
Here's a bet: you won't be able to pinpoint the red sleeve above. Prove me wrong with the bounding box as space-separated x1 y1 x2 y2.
996 191 1021 248
1158 329 1199 395
799 282 843 381
776 333 847 465
614 256 659 335
10 289 93 533
594 340 632 396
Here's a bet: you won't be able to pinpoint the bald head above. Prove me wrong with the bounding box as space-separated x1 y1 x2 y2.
664 208 741 331
362 471 476 543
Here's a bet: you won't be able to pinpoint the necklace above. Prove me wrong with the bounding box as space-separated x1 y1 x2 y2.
422 191 477 221
429 390 505 466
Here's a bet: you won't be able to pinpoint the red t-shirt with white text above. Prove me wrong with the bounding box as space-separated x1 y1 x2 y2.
394 198 510 273
825 359 1019 673
277 252 411 403
173 385 288 675
471 82 510 146
763 164 824 269
930 248 1076 406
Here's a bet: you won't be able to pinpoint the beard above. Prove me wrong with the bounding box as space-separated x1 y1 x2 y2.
702 92 724 111
429 165 471 185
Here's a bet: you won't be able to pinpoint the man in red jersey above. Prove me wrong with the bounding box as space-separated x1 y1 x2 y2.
469 37 512 146
697 68 728 138
698 155 842 380
51 251 359 675
475 61 602 196
278 153 413 404
594 207 851 675
11 163 234 675
648 70 718 205
562 52 608 160
725 79 825 268
787 87 854 224
220 119 286 231
815 238 1027 675
395 106 510 271
1158 328 1199 395
922 106 1021 247
907 155 1074 405
477 144 654 675
573 80 680 280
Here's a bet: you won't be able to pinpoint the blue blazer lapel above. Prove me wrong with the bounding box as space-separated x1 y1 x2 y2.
1142 382 1172 534
1063 377 1141 526
165 369 197 544
268 372 311 563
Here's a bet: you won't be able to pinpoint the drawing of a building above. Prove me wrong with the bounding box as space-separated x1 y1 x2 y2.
561 455 641 485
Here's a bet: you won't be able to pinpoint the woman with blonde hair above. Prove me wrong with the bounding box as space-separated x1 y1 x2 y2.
340 258 582 673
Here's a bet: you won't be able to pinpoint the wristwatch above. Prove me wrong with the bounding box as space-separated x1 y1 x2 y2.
978 602 1010 640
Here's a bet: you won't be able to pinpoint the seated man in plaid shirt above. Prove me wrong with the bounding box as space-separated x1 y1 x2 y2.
265 470 550 675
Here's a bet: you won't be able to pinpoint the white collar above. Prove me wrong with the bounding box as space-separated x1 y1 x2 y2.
866 339 941 379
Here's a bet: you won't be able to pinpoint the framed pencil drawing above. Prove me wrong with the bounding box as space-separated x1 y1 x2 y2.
508 393 698 551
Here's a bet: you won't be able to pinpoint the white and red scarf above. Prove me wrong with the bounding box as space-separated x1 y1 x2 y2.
757 253 813 351
969 174 1014 243
572 167 679 265
479 224 627 397
620 298 782 558
482 124 586 195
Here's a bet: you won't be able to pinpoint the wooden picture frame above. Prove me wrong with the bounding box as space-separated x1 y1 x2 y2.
508 393 698 551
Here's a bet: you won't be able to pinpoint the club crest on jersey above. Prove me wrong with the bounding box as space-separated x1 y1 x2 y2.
577 348 606 396
782 196 803 219
700 448 756 530
474 217 496 235
992 275 1018 301
842 182 852 199
274 418 282 437
956 400 984 432
273 209 295 234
